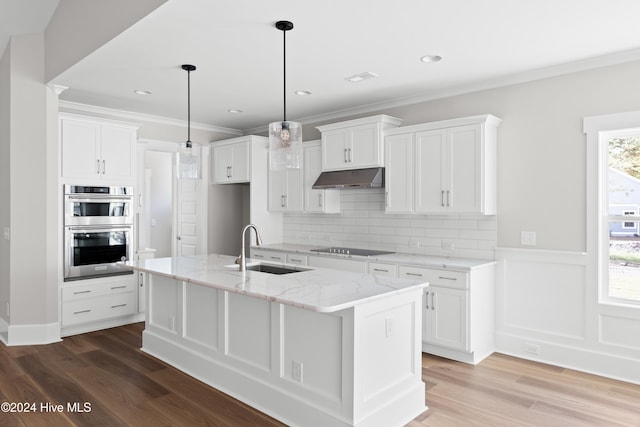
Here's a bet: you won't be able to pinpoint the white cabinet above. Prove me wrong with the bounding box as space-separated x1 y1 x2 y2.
212 137 250 183
268 165 303 212
398 264 494 364
60 114 138 183
60 274 142 336
250 248 285 263
317 115 402 171
303 141 340 213
385 115 500 215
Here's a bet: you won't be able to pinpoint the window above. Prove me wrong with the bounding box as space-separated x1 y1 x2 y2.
605 133 640 303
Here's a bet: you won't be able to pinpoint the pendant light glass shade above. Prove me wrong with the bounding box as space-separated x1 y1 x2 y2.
269 20 301 171
177 64 201 179
269 120 302 170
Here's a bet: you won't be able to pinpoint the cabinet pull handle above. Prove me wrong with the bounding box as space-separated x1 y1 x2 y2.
74 309 91 315
254 254 264 258
405 272 423 277
102 160 106 175
441 190 445 207
438 276 457 281
373 268 389 272
281 195 285 208
73 290 91 295
226 166 231 178
270 256 281 260
96 159 100 174
290 258 302 263
111 304 127 309
344 148 348 163
348 148 352 162
111 285 127 290
431 292 435 310
425 292 430 310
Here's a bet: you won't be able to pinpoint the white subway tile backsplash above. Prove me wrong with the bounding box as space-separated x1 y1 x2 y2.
283 188 496 260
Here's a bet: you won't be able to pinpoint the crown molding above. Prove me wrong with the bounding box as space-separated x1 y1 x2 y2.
58 100 243 136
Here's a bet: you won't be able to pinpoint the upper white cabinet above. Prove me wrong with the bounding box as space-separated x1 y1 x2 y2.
385 115 501 215
212 137 250 183
303 141 340 213
317 115 402 171
268 165 303 212
60 114 139 183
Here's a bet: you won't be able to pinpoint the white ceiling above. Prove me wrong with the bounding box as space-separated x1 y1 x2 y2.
8 0 640 132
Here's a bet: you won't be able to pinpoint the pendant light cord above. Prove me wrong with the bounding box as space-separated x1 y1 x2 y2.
187 67 192 146
282 28 287 122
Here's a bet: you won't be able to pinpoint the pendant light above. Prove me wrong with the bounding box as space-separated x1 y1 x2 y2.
177 64 201 179
269 20 302 171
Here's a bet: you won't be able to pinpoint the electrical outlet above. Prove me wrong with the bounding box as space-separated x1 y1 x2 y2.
442 241 455 252
521 231 537 246
6 302 9 317
524 342 540 355
408 238 420 249
292 360 303 382
3 227 9 241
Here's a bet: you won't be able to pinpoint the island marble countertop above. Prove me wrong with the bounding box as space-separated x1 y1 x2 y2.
123 253 427 313
253 243 496 270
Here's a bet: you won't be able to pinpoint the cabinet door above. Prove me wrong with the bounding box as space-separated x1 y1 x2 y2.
448 124 481 212
268 168 287 211
349 123 381 168
304 144 324 212
61 119 100 179
415 129 447 213
230 142 249 182
285 168 303 211
100 125 135 180
424 286 468 351
322 129 348 170
385 133 414 213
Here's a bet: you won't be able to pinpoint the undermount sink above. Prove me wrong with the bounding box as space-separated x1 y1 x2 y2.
246 263 309 275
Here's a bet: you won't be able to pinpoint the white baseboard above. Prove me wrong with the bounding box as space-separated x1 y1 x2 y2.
4 321 61 346
496 332 640 385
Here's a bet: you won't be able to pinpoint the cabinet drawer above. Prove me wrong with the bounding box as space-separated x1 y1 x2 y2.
308 256 367 273
399 266 468 289
286 253 308 265
62 292 136 326
62 277 136 301
368 262 397 277
251 249 285 262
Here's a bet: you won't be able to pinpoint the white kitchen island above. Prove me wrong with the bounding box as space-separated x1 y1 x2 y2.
124 253 428 427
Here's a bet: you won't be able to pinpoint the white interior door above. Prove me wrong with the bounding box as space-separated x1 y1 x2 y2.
175 177 200 257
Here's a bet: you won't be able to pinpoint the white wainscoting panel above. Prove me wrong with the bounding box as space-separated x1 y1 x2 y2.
600 313 640 350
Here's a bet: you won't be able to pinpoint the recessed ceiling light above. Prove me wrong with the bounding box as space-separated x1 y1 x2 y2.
420 55 442 63
295 90 312 96
134 89 152 95
345 72 378 83
228 109 243 114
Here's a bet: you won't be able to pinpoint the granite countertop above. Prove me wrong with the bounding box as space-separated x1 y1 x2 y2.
254 243 496 270
123 253 427 313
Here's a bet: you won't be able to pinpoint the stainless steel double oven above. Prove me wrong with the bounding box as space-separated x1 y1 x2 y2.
63 185 134 281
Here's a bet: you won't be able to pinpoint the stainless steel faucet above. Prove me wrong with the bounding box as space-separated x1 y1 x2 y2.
235 224 263 272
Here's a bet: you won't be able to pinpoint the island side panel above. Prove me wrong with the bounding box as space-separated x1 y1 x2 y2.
142 273 425 427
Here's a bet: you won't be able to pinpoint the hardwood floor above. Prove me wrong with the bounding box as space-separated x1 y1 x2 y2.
1 323 639 426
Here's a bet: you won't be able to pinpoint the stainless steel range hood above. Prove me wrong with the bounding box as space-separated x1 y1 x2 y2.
312 167 384 189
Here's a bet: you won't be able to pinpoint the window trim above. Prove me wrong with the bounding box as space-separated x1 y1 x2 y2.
585 111 640 308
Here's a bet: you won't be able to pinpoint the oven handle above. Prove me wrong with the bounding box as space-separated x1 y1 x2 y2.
66 225 132 233
65 196 133 203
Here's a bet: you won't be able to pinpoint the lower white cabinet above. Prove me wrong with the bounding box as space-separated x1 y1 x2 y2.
399 264 494 364
61 274 142 336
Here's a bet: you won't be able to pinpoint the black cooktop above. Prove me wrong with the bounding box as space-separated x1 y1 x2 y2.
311 247 394 257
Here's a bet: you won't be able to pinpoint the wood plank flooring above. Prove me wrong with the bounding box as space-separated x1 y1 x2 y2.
1 323 639 426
